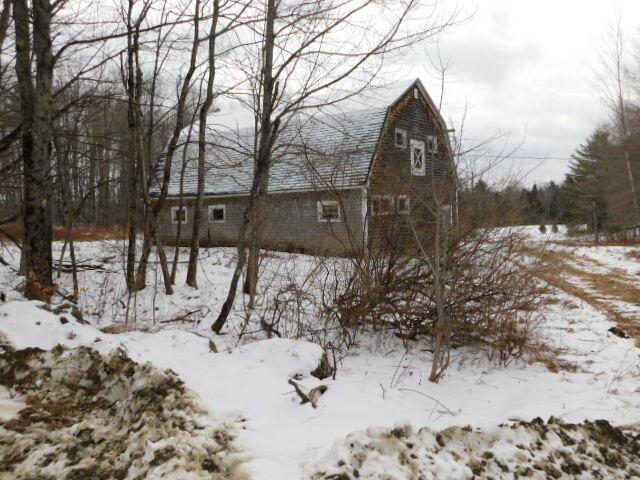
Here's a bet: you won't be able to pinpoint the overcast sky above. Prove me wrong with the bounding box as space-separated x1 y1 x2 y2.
397 0 640 186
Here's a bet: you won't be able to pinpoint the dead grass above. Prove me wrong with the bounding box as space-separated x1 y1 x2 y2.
0 222 128 243
527 341 581 374
526 247 640 347
100 323 151 334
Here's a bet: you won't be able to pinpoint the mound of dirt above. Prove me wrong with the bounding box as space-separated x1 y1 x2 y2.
311 418 640 480
0 344 236 479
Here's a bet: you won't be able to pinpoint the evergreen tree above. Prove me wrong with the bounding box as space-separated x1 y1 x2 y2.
562 129 611 231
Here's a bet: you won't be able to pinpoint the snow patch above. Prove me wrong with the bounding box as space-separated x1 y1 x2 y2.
0 386 24 422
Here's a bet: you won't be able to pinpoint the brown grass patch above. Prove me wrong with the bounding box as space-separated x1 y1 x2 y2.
526 247 640 347
0 222 127 243
100 323 151 334
528 343 581 374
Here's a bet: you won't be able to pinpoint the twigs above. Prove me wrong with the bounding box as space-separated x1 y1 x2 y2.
288 378 328 409
398 388 457 417
159 307 209 325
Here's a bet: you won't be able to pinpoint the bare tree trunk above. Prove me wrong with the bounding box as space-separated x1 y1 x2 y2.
137 0 202 290
0 0 12 79
14 0 54 301
593 201 600 243
609 20 639 226
621 133 639 225
428 201 451 383
170 119 196 284
186 0 219 288
213 0 277 331
68 229 79 299
124 0 146 291
134 14 168 291
243 235 259 303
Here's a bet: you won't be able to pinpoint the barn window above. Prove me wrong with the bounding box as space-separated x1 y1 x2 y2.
427 134 438 154
397 195 410 214
413 88 419 99
410 139 425 176
171 206 187 224
372 195 394 215
208 204 225 222
317 201 341 222
395 128 407 148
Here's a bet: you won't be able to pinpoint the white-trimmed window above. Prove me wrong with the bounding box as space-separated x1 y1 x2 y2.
372 195 395 216
427 134 438 154
394 128 407 148
171 206 187 224
410 139 425 176
208 204 225 223
397 195 410 214
317 201 341 222
413 87 419 99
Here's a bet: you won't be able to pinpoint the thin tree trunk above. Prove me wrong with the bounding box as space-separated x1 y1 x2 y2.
124 0 142 291
213 0 277 331
14 0 54 300
68 230 79 299
171 119 196 283
428 202 446 382
135 21 164 290
0 0 12 79
186 0 219 288
136 0 202 290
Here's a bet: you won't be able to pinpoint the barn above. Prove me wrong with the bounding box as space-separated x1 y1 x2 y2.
153 78 457 254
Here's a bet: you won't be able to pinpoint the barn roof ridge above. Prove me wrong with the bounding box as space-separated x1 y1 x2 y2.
152 78 444 198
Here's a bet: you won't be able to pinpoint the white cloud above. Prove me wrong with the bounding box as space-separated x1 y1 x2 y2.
395 0 640 185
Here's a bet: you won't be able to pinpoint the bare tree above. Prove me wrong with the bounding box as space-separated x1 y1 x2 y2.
122 0 151 291
186 0 221 288
170 110 198 284
595 17 640 226
213 0 461 333
134 0 201 292
13 0 56 300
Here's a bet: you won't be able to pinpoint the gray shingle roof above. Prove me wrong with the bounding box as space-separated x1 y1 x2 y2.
153 106 388 197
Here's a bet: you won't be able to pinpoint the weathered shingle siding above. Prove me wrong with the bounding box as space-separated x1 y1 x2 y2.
158 188 365 253
367 86 455 246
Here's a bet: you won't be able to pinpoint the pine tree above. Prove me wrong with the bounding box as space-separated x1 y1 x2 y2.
562 129 611 232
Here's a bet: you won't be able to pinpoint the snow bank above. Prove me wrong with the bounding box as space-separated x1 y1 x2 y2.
234 338 324 379
0 301 114 351
308 419 640 480
0 344 239 479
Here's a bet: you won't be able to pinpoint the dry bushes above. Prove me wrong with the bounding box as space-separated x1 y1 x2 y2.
248 222 546 382
313 226 546 381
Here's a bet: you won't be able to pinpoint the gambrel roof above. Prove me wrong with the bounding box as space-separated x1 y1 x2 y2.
152 78 450 197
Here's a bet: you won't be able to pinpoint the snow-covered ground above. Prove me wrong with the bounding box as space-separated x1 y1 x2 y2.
0 228 639 478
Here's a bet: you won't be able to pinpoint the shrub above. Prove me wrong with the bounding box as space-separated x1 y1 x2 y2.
317 226 545 381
